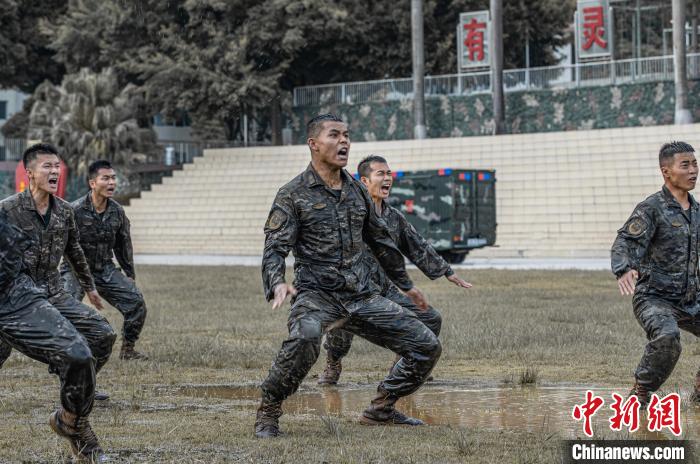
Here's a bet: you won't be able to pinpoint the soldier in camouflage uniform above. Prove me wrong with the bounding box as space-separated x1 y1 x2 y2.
612 141 700 405
0 143 114 461
61 160 148 360
319 155 472 385
256 114 442 438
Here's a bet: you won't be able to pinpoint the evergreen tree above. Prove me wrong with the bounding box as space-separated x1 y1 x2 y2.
0 0 67 92
27 68 158 176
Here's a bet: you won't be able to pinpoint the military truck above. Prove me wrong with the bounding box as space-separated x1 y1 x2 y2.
386 168 496 264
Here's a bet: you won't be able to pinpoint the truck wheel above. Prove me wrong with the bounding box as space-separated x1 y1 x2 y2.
439 251 467 264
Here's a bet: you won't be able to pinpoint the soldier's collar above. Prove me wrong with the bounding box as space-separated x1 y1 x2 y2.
82 192 94 210
20 188 55 212
304 163 352 188
661 185 698 210
379 199 389 216
85 191 113 215
304 163 324 187
19 188 37 211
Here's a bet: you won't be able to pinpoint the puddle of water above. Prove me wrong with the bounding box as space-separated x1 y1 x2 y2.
165 384 700 439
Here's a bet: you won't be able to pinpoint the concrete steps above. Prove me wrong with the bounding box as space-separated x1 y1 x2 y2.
125 123 700 258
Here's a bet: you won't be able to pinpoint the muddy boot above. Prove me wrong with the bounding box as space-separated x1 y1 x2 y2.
629 381 650 409
318 356 342 385
255 400 283 438
690 372 700 404
49 408 104 462
360 388 424 426
119 341 148 361
388 354 433 382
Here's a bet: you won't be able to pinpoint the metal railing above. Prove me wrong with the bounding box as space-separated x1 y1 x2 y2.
0 138 246 166
0 138 26 162
293 54 700 106
158 139 241 165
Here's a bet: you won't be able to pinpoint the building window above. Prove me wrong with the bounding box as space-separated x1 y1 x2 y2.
0 101 6 120
152 110 191 127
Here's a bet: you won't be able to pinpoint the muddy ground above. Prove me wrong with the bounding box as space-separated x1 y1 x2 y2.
0 267 698 463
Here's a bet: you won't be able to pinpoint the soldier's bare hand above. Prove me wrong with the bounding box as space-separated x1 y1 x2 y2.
446 274 472 289
405 287 429 311
272 283 297 309
617 270 638 296
87 290 104 310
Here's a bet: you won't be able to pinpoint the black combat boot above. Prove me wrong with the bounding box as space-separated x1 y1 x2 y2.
629 381 650 409
255 400 283 438
49 408 104 462
119 341 148 361
690 371 700 404
360 388 424 426
318 356 342 385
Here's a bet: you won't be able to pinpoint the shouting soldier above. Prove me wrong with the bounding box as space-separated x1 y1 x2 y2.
612 141 700 405
255 114 442 438
0 143 115 460
61 160 148 360
319 155 471 385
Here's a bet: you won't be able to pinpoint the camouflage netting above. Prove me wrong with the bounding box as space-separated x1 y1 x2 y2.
290 80 700 143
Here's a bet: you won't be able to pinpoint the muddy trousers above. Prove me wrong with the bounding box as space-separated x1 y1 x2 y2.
261 290 441 404
323 284 442 361
633 295 700 392
0 284 116 373
0 276 116 416
62 264 147 343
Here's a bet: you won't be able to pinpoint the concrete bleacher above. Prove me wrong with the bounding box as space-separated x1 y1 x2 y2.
125 123 700 259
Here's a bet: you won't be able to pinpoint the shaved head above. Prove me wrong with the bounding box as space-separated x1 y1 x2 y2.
659 141 695 167
307 113 344 138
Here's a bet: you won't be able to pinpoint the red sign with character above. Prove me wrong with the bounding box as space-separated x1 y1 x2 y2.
576 0 611 59
463 18 487 62
582 6 607 50
458 11 490 71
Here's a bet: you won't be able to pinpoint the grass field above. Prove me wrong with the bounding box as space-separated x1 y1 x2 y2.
0 266 698 463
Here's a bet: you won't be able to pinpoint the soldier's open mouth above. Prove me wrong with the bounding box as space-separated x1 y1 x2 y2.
48 179 58 186
381 185 391 194
338 148 348 156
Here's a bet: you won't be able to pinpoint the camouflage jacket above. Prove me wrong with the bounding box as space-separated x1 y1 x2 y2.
0 210 31 292
0 189 95 296
59 192 135 279
262 163 413 301
611 186 700 305
368 201 453 291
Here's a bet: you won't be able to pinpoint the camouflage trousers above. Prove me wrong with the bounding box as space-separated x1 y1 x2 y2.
323 284 442 362
62 264 147 343
0 275 116 416
633 295 700 391
261 289 441 404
